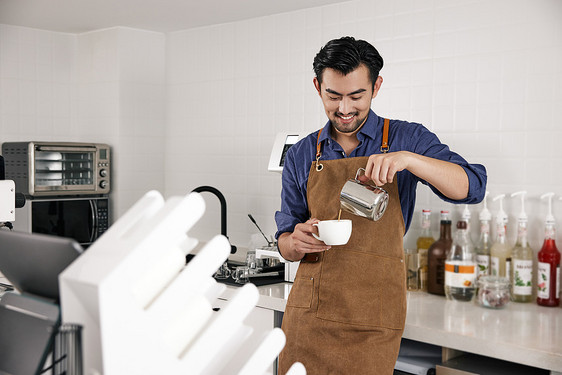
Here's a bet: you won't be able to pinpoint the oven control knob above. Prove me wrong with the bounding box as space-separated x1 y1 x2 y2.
100 169 108 177
99 180 108 189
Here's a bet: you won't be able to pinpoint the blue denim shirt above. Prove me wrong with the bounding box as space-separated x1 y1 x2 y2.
275 110 487 238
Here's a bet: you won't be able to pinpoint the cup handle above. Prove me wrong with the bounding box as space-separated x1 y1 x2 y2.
312 223 322 241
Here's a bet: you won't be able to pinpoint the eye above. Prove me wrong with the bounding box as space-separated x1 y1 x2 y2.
328 96 341 101
351 96 363 101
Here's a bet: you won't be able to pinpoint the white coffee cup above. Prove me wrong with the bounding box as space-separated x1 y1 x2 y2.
312 219 352 246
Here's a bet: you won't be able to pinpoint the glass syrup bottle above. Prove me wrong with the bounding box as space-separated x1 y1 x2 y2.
490 194 511 279
416 209 434 292
537 193 561 307
445 220 477 301
510 191 533 303
428 210 452 296
475 192 492 280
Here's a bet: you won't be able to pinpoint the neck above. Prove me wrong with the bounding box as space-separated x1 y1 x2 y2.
330 119 366 155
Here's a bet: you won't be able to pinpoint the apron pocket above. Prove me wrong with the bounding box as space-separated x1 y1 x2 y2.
316 250 406 329
286 277 314 308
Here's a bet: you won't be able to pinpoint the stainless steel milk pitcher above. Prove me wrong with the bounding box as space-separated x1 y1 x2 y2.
340 168 389 221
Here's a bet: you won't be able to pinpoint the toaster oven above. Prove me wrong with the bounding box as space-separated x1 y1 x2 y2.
1 142 111 197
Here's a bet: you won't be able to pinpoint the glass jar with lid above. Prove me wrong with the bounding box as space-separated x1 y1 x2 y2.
477 276 510 309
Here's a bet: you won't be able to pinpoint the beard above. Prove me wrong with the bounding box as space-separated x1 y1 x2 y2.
331 112 368 134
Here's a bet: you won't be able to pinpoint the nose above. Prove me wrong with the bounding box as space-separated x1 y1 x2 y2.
338 97 352 115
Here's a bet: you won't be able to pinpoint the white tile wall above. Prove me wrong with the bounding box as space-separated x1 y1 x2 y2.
75 27 166 218
0 25 165 219
1 0 562 255
165 0 562 252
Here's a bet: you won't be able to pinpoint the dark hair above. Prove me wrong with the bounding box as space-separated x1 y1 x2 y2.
313 36 383 88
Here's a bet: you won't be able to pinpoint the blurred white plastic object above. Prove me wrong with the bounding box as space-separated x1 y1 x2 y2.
59 190 305 375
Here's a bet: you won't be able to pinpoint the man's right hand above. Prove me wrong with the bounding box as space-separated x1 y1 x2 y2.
278 218 331 261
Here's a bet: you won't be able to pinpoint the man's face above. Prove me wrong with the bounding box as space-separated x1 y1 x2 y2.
314 64 381 136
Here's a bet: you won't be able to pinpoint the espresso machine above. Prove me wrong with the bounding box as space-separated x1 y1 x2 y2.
248 214 299 283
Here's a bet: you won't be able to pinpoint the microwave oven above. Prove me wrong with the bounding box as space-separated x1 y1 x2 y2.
1 142 111 197
13 196 109 248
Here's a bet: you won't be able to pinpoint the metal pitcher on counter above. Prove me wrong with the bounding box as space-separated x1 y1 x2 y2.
339 168 389 221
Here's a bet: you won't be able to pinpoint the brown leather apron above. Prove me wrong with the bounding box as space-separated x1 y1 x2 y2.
278 121 406 375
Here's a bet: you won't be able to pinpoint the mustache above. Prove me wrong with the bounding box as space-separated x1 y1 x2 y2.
336 112 359 117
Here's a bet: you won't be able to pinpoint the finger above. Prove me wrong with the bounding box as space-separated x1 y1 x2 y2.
357 174 370 183
295 221 316 236
308 246 331 253
383 156 402 184
293 225 323 245
386 163 397 183
371 159 384 186
364 157 375 181
295 238 331 253
378 160 389 185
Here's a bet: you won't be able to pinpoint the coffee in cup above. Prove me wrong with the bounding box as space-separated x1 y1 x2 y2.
312 219 352 246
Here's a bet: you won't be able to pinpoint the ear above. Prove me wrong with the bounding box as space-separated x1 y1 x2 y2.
371 76 383 99
313 77 322 96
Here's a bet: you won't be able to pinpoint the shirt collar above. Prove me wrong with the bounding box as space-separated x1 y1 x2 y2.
318 109 380 144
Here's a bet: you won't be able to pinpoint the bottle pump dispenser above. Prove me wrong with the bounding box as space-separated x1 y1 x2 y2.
541 193 555 226
493 194 507 227
479 191 492 223
511 191 527 223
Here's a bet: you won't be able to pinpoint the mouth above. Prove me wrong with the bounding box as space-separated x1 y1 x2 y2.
337 113 357 124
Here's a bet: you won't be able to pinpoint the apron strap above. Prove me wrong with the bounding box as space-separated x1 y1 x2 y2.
315 128 324 172
380 118 390 153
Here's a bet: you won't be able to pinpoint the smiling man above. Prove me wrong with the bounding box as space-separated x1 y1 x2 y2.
275 37 487 374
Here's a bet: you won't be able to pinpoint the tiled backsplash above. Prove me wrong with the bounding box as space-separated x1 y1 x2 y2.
1 0 561 252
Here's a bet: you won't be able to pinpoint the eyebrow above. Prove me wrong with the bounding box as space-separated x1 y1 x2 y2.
325 88 367 96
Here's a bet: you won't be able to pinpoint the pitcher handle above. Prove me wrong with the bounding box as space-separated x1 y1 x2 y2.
355 168 366 181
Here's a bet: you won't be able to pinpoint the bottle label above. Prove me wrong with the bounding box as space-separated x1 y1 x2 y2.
491 256 499 276
476 254 490 278
436 258 445 286
497 224 506 238
445 261 476 288
512 259 533 296
537 262 551 299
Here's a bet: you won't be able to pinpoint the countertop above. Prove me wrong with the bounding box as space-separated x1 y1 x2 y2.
2 267 561 372
219 282 562 373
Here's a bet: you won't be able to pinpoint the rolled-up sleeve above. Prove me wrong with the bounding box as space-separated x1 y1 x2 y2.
412 124 487 204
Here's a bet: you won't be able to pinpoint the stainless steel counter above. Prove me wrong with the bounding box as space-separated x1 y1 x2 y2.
221 283 562 374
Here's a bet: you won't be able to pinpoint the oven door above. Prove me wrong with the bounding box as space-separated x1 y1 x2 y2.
32 145 97 195
27 197 107 248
